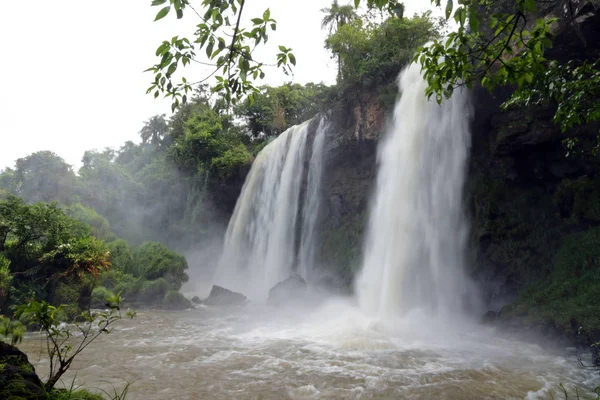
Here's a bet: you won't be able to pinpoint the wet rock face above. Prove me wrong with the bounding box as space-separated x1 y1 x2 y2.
203 285 247 306
267 274 307 307
0 342 46 400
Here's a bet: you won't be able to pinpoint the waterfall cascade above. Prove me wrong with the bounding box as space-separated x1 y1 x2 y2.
213 119 327 301
357 62 473 318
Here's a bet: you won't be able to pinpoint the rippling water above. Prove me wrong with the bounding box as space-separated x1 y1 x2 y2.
21 298 598 399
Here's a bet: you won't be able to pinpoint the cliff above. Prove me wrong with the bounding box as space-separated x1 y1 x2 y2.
316 3 600 344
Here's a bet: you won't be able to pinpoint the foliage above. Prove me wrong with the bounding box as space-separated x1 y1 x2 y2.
91 285 115 308
326 12 441 86
15 295 123 391
146 0 296 109
168 98 252 179
0 316 25 345
49 388 104 400
140 114 168 147
0 254 11 291
11 151 78 205
407 0 600 143
163 290 191 309
64 204 116 242
235 82 332 136
40 236 111 279
0 196 110 312
504 227 600 334
133 242 188 290
503 59 600 155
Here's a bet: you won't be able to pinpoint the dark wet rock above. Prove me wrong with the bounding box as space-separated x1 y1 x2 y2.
267 274 307 306
481 310 498 324
204 285 247 306
191 296 202 304
315 275 347 295
0 342 46 400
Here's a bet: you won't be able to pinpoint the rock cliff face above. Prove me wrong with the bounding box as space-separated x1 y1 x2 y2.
316 3 600 341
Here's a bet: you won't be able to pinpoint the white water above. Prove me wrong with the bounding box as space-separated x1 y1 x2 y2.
298 118 328 280
21 305 599 399
358 62 473 318
214 120 327 301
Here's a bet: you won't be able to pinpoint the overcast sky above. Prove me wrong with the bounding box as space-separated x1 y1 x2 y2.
0 0 435 171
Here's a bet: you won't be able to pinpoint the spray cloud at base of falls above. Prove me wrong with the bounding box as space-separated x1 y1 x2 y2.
357 61 475 319
213 118 328 302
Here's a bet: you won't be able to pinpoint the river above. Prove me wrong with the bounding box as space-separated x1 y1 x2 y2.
20 298 598 400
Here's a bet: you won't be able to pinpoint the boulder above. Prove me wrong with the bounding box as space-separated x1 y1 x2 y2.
0 342 46 400
203 285 247 306
267 274 307 306
191 296 202 304
481 310 498 324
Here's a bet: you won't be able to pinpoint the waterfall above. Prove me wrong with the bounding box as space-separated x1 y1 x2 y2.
357 62 472 318
298 119 327 280
214 119 327 301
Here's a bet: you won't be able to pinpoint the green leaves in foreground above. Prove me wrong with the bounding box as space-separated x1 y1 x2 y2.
146 0 297 110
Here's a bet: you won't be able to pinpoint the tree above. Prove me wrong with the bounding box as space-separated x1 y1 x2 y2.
321 0 358 79
0 196 109 311
325 12 441 87
15 295 123 391
151 0 598 140
411 0 600 141
12 151 77 205
140 114 168 147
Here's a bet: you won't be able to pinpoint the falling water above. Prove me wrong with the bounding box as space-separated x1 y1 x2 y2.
214 119 327 301
357 62 472 318
298 118 328 280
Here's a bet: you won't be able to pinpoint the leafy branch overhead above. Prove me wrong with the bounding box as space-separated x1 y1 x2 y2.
146 0 297 111
412 0 599 136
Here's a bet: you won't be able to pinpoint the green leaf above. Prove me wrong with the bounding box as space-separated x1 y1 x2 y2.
523 0 536 12
354 0 360 8
151 0 167 5
288 53 296 66
154 6 171 21
251 18 263 25
445 0 453 20
468 8 478 32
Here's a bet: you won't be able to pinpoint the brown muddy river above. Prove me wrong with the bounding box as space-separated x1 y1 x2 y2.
20 298 599 399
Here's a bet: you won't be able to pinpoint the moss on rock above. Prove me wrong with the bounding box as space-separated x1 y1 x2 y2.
0 342 46 400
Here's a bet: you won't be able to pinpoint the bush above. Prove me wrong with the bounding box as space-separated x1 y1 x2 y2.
91 286 115 308
50 388 104 400
106 239 134 274
139 278 170 304
504 227 600 334
134 242 188 289
163 290 191 310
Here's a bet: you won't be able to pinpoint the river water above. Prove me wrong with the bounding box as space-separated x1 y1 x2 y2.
21 299 598 400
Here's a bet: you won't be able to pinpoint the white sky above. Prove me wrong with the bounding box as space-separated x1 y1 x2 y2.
0 0 434 170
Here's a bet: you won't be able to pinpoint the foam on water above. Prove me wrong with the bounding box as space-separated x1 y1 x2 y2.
20 304 597 399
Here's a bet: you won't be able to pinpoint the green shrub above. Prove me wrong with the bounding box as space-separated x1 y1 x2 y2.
504 227 600 334
134 242 188 289
91 286 115 309
139 278 170 304
210 143 252 180
0 254 11 291
50 388 104 400
163 290 191 310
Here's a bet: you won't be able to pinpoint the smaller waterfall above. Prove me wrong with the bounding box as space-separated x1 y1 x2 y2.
214 119 327 301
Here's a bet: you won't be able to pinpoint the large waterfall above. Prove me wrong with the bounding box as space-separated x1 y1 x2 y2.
357 62 472 318
213 119 327 301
